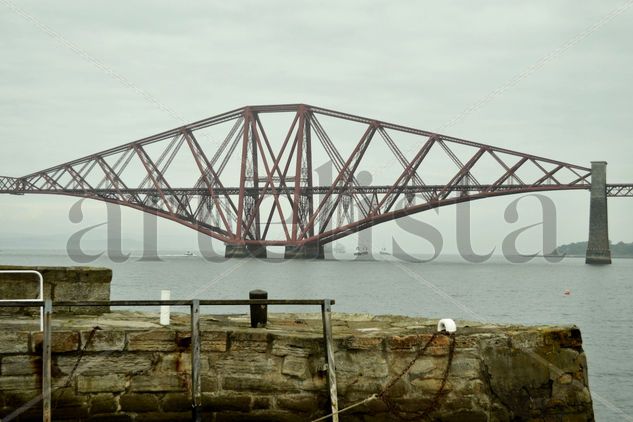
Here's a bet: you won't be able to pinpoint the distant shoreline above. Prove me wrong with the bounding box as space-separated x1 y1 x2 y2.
553 240 633 258
542 254 633 259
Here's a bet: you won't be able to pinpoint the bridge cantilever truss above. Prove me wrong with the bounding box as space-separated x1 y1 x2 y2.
0 104 629 252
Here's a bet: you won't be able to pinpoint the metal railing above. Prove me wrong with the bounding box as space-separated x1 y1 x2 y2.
0 270 44 330
0 298 339 422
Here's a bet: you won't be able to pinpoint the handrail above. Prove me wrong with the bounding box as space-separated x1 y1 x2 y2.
0 298 335 307
0 270 44 330
0 297 339 422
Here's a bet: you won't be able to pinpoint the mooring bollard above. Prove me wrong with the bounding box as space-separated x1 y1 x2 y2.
249 289 267 328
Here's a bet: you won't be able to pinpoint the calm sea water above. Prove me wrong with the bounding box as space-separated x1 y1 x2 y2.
1 251 631 421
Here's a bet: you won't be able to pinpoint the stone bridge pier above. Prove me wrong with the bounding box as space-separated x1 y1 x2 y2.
586 161 612 264
224 244 267 259
284 243 325 259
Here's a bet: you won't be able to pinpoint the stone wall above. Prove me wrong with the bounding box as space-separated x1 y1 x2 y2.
0 311 594 421
0 265 111 315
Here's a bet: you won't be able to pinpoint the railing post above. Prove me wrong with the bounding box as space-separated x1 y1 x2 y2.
321 299 339 421
42 299 52 422
190 300 202 422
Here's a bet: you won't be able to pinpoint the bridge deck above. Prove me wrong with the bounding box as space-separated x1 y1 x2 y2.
0 183 630 196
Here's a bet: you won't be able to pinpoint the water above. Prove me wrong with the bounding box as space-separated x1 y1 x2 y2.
1 251 631 421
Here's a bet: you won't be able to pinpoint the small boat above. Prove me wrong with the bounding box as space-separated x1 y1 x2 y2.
184 251 195 257
353 246 368 256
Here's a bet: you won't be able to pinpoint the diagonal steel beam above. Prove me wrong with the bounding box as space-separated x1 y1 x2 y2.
183 130 234 236
437 147 487 200
377 135 436 213
133 145 193 219
300 123 377 239
487 156 529 192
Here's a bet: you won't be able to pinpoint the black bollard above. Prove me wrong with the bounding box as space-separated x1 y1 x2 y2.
249 289 268 328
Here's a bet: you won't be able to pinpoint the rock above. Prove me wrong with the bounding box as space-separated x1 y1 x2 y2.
130 375 185 392
161 393 191 412
81 330 125 352
343 336 384 350
1 355 41 376
202 392 252 411
229 331 269 352
56 353 155 375
282 355 308 378
157 352 209 373
0 332 29 353
119 393 160 412
276 393 323 413
127 330 177 352
77 374 126 393
32 330 80 353
90 393 118 414
134 412 191 422
0 375 38 391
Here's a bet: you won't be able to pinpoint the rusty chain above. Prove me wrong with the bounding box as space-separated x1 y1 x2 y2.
379 332 457 420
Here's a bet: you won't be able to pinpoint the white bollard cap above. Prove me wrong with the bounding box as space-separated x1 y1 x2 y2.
437 318 457 333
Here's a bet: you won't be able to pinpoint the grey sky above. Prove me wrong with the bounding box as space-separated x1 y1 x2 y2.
1 1 632 255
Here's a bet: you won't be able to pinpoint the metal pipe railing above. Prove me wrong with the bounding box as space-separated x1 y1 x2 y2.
0 270 44 330
0 298 339 422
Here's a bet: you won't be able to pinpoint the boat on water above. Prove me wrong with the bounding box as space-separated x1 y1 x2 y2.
184 251 195 257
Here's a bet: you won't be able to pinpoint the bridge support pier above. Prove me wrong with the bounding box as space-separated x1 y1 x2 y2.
284 244 324 260
224 244 267 259
586 161 611 264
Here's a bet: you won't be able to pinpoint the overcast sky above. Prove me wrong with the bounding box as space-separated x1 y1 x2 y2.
1 1 632 256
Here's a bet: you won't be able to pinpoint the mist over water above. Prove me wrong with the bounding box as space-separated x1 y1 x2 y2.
1 251 631 421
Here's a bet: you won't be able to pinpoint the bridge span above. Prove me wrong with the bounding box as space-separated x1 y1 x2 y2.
0 104 630 263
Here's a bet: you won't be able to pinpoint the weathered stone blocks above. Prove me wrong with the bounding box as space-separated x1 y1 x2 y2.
130 375 185 392
32 330 79 353
0 332 29 353
119 393 160 412
0 312 594 420
161 392 191 412
1 355 41 376
128 330 177 352
0 265 111 315
56 353 155 375
229 330 269 352
89 393 118 414
82 330 126 352
77 374 127 393
281 355 309 378
0 375 38 391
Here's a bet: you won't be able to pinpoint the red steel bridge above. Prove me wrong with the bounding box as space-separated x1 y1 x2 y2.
0 104 630 261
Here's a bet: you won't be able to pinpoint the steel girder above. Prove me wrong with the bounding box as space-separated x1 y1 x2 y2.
1 104 622 246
